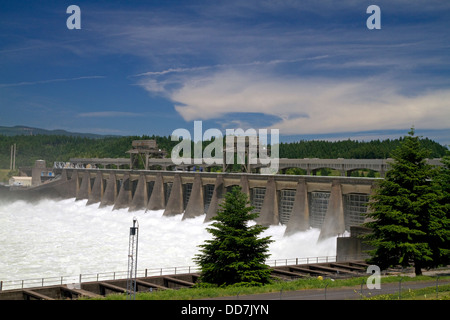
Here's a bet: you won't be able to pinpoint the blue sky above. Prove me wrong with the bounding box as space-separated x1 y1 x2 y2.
1 0 449 145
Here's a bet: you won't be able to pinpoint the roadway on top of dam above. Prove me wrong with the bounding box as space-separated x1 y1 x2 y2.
58 157 444 177
52 167 380 188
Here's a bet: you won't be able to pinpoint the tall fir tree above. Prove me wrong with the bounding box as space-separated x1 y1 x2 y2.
363 129 449 275
433 151 450 266
195 186 273 286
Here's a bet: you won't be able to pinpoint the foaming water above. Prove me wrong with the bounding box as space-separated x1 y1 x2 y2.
0 198 337 281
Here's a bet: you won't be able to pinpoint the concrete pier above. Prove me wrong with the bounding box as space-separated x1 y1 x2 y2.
129 174 148 212
87 172 104 205
284 179 309 235
256 177 279 226
239 175 250 197
113 173 132 210
76 171 91 201
147 173 165 211
318 180 345 241
204 175 224 222
99 173 117 208
183 174 204 220
163 174 184 217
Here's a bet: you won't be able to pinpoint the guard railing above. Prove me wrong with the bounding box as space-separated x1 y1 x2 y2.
0 254 367 291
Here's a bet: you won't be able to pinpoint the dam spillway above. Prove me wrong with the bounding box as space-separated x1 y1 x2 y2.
16 168 378 240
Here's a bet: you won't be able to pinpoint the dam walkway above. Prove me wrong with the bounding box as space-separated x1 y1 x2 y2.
0 256 369 300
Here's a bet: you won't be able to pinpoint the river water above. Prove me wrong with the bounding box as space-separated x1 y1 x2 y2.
0 198 337 283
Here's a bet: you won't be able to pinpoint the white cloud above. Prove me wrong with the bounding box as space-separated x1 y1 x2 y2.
112 1 450 136
148 69 450 135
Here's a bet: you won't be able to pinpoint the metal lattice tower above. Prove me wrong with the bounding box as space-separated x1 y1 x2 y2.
126 218 139 300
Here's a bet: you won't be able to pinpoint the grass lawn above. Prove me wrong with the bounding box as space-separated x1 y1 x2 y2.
84 274 450 300
362 283 450 300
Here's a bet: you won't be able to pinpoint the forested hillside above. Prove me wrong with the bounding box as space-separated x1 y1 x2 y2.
0 135 176 169
0 134 447 169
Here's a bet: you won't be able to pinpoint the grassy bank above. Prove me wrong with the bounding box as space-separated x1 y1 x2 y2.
85 274 450 300
0 169 12 183
363 283 450 300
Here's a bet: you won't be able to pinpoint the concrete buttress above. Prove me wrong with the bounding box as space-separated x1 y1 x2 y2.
129 174 148 212
318 180 345 241
99 173 117 208
113 173 132 210
76 171 91 201
284 178 309 236
87 172 104 205
147 173 165 211
256 177 279 226
239 175 250 198
204 175 224 222
60 169 79 199
183 174 204 220
163 174 184 216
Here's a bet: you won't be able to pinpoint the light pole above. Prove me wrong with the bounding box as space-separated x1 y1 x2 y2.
126 217 139 300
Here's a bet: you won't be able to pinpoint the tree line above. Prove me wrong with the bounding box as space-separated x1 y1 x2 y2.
0 134 177 169
279 137 447 159
0 133 447 169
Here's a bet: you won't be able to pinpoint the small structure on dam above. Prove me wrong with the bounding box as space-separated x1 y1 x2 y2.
127 139 167 170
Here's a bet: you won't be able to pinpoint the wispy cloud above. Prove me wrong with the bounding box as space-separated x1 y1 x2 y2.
77 111 144 118
0 76 105 88
132 56 330 78
132 66 213 77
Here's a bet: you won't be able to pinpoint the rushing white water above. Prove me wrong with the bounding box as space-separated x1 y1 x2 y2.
0 198 337 282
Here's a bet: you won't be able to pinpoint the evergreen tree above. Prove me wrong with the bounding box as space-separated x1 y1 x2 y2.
433 151 450 266
363 129 449 275
195 186 273 286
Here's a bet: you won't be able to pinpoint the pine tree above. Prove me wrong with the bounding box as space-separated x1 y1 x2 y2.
433 151 450 266
363 129 449 275
194 186 273 286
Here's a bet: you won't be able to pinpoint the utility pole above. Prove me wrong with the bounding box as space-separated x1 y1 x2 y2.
13 144 16 170
10 144 16 171
126 218 139 300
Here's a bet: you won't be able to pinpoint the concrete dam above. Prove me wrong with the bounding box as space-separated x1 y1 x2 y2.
14 168 377 240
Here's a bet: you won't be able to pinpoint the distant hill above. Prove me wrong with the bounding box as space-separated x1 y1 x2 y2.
0 125 447 170
0 125 118 139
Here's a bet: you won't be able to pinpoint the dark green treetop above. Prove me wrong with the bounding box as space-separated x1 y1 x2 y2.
194 186 273 287
364 129 449 275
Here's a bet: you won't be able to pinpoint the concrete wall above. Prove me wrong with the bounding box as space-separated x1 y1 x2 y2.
10 168 377 238
336 226 374 261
